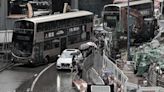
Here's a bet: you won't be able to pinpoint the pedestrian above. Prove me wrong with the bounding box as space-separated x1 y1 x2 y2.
77 62 83 78
72 55 76 71
108 75 114 92
102 73 109 85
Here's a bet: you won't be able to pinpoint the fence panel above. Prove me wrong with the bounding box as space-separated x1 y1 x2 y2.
93 51 103 75
82 52 94 82
103 55 128 86
88 68 104 85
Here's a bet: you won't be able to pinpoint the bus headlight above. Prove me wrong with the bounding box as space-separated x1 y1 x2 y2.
29 59 33 63
11 58 14 62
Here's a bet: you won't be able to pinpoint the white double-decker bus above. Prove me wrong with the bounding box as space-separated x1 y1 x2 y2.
11 11 93 65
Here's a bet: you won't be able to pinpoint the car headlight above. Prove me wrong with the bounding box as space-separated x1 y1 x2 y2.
56 61 61 66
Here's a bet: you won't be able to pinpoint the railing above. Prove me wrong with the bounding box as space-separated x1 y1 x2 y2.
81 47 164 91
82 49 128 91
103 55 128 87
82 51 104 85
102 54 164 92
88 68 104 85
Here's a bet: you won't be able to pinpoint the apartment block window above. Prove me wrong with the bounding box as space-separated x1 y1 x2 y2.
8 0 29 15
8 0 51 18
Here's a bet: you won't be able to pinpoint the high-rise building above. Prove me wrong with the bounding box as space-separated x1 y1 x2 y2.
51 0 71 13
0 0 113 30
79 0 113 17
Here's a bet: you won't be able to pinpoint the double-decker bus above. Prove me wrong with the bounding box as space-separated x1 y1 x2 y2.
11 11 93 65
102 0 155 59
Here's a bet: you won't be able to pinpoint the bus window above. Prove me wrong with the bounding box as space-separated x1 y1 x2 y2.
68 35 81 44
13 41 32 56
81 31 87 41
15 21 34 29
44 38 60 50
52 38 60 48
104 15 117 28
44 40 52 50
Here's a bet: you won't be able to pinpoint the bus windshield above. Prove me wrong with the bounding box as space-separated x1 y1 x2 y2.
104 15 118 28
12 21 34 57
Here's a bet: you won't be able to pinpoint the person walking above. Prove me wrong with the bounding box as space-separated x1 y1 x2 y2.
72 55 77 72
77 62 83 78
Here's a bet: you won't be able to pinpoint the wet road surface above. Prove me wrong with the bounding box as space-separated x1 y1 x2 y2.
0 64 47 92
33 65 77 92
0 70 33 92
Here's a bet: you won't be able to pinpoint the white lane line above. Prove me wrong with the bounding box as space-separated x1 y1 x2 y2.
30 63 55 92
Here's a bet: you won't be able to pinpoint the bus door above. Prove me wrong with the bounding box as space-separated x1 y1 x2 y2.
35 43 44 63
60 37 67 53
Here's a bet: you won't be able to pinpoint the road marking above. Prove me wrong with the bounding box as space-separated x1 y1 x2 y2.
34 74 38 77
30 63 55 92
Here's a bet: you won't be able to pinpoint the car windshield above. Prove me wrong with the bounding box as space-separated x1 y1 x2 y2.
60 52 74 58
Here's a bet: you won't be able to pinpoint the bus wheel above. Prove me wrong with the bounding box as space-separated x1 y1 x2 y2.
44 56 49 64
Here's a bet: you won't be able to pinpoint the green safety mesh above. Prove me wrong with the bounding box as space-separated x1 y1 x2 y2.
132 40 164 76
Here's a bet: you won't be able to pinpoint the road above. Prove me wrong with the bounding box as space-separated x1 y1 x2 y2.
0 64 47 92
0 62 78 92
32 64 77 92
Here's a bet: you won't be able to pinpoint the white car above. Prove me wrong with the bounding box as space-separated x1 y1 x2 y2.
56 49 83 70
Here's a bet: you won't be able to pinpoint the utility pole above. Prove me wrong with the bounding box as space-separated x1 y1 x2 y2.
127 0 131 61
152 0 154 17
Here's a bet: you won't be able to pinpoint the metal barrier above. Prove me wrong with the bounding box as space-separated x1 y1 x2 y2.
103 55 128 85
81 48 164 92
88 68 104 85
103 55 128 90
82 49 129 90
82 52 94 82
93 50 104 75
82 50 104 85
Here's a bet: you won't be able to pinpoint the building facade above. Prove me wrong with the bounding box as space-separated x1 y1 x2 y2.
0 0 112 30
0 0 8 30
0 0 79 30
79 0 113 17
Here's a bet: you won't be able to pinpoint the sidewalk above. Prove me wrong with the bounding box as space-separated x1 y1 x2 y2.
121 61 143 85
119 51 143 85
